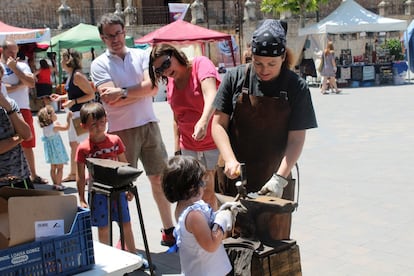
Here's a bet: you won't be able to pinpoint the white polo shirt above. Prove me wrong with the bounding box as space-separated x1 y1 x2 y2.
91 47 158 132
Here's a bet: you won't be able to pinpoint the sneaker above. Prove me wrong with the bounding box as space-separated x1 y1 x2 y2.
136 253 150 270
160 227 175 247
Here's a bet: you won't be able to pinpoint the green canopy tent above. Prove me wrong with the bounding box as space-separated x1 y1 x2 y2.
49 23 134 83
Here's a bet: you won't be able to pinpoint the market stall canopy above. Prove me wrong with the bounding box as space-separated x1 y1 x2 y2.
49 23 134 84
298 0 407 36
49 23 134 52
135 19 236 65
0 21 50 45
135 20 231 44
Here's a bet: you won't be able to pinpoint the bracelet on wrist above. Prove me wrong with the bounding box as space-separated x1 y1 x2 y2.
74 99 78 105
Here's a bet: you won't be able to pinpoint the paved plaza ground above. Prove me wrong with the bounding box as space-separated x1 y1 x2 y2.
32 82 414 275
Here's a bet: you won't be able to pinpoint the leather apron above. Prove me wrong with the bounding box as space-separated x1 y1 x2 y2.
217 66 294 200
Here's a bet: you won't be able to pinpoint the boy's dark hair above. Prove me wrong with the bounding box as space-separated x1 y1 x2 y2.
79 102 106 124
97 13 124 35
162 156 206 203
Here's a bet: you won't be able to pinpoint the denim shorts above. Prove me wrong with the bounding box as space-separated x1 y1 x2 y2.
89 192 131 227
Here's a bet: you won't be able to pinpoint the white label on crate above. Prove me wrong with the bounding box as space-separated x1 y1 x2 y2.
34 219 64 240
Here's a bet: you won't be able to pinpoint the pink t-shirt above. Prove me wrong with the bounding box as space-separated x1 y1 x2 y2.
167 56 221 151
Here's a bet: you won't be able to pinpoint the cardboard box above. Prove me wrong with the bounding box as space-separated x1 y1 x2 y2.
0 187 78 250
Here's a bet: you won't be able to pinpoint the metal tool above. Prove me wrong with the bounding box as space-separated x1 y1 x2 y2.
234 163 247 201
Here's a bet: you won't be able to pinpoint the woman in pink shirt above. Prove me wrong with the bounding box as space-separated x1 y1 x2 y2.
149 44 221 210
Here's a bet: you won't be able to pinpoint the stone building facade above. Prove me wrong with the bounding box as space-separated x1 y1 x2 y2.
1 0 409 28
1 0 413 66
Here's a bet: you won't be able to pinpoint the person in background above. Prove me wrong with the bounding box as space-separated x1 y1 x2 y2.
212 19 317 200
91 13 175 247
320 41 341 94
37 105 71 191
75 102 147 269
149 43 220 210
50 49 96 182
162 155 234 276
35 59 55 106
0 64 33 189
1 40 48 185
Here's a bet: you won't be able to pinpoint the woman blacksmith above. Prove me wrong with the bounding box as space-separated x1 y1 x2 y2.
212 19 317 200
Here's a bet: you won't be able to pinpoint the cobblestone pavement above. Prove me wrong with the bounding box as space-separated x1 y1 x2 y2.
33 82 414 275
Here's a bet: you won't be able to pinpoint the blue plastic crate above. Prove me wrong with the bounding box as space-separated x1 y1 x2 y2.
0 208 94 276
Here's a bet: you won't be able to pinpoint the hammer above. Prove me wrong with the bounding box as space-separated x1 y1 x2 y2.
234 163 247 201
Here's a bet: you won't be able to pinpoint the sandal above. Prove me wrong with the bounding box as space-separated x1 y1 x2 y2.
53 185 67 191
62 174 76 182
31 175 48 184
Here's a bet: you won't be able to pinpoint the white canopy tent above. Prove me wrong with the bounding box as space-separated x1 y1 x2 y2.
299 0 407 36
296 0 408 82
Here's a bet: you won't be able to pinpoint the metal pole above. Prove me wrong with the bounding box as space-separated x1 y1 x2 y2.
89 0 95 25
239 0 244 61
205 0 211 58
235 0 243 62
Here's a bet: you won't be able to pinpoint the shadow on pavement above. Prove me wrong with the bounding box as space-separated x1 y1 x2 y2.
126 250 181 275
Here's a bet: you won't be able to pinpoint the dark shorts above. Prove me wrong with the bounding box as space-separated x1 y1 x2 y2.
35 83 52 98
20 109 36 148
89 193 131 227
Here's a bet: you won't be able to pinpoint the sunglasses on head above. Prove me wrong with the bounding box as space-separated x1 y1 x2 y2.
154 55 171 75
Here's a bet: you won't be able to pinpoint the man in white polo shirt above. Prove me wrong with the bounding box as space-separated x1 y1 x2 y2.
91 14 175 247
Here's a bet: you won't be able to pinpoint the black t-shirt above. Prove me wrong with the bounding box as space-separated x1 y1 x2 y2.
213 64 318 130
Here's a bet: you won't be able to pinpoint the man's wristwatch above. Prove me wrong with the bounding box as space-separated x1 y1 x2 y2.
121 88 128 99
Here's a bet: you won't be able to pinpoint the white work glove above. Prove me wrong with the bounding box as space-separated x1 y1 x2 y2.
219 202 242 212
258 174 288 198
214 210 234 232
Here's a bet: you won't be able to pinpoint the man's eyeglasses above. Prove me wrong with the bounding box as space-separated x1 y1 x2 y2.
102 30 125 41
154 55 171 75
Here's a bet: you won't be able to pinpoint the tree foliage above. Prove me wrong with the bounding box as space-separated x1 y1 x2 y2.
260 0 329 27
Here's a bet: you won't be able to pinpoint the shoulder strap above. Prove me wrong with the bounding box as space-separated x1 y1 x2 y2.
242 64 251 94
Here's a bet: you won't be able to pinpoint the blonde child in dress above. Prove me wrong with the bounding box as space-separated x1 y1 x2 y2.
37 105 71 191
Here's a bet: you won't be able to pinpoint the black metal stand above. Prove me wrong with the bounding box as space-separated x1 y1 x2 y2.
90 182 155 275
